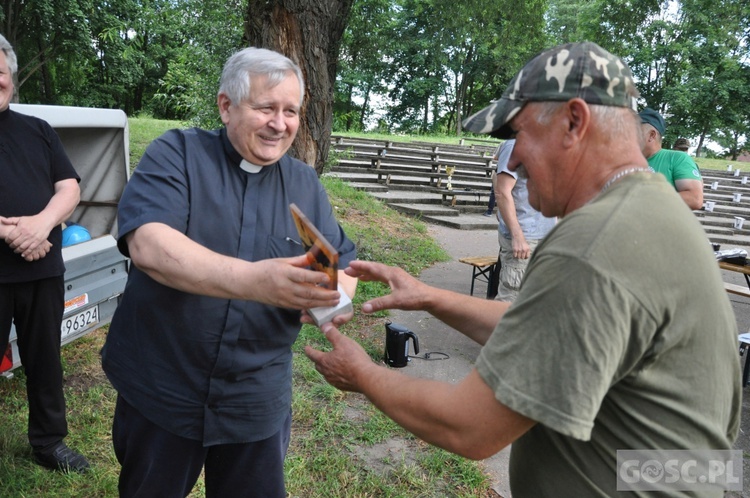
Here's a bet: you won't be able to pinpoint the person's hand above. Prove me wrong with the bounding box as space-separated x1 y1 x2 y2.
19 241 53 261
0 217 51 261
5 215 54 260
300 306 354 327
511 235 531 259
248 254 344 311
344 260 428 313
0 216 16 240
304 322 377 393
300 271 357 327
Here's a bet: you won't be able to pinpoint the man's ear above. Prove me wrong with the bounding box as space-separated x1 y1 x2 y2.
562 98 590 147
217 93 231 124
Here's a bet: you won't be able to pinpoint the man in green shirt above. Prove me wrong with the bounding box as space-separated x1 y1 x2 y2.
639 108 704 209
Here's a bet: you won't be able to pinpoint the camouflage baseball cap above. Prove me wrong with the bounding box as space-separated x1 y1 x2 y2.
673 138 691 151
462 42 639 139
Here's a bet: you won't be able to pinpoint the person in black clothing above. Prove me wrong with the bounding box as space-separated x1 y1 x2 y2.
101 47 357 497
0 34 89 473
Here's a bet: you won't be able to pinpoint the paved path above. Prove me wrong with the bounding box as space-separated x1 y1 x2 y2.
387 225 511 497
388 223 750 497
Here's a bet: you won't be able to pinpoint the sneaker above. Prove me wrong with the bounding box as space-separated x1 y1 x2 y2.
483 211 493 217
33 442 90 473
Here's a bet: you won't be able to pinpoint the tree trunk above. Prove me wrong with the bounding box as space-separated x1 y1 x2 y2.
359 85 370 130
36 39 52 103
345 81 354 131
455 45 474 137
244 0 354 174
697 133 707 158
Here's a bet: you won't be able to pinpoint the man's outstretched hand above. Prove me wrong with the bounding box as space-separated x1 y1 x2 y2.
304 322 377 393
344 260 430 314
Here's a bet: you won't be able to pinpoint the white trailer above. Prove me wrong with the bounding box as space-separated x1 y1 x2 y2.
1 104 130 375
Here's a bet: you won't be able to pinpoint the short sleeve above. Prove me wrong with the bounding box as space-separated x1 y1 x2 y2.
672 153 702 181
46 125 80 184
116 130 190 256
475 252 653 441
495 140 515 177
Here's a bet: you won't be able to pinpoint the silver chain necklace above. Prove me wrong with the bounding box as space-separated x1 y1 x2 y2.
600 167 651 194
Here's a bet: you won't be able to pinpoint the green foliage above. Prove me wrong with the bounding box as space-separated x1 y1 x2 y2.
334 0 394 132
335 0 548 135
150 0 245 124
575 0 750 158
7 0 243 121
5 0 748 159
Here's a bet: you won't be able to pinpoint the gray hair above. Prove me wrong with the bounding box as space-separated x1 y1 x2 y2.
218 47 304 107
533 101 639 143
0 34 17 77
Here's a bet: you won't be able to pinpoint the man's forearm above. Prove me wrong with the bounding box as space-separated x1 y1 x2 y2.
356 366 532 460
44 179 81 231
497 193 523 239
420 285 509 345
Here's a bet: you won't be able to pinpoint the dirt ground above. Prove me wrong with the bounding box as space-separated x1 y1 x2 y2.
383 222 750 497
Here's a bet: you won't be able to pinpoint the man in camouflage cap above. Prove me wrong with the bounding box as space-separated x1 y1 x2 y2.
306 42 740 497
673 137 691 152
463 41 639 139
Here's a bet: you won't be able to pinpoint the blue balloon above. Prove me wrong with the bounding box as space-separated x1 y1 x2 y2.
62 224 91 247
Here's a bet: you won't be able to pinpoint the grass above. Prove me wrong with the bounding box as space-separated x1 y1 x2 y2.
694 156 748 172
127 116 187 168
0 119 506 497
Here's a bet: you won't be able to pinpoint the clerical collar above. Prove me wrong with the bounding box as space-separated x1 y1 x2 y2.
239 160 263 173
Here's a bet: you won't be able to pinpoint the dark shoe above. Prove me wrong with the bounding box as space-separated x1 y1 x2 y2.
33 442 90 473
483 211 493 217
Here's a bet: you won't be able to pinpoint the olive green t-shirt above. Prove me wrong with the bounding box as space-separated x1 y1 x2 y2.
476 172 741 497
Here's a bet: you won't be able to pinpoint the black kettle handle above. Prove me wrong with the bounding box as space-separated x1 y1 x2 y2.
405 331 419 354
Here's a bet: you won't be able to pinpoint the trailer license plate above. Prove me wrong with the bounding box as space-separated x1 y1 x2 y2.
61 305 99 338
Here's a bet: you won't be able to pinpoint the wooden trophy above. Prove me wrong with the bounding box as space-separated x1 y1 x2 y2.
289 203 352 326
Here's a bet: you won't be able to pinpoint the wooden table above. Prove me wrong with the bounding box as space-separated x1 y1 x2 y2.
718 261 750 298
720 262 750 387
458 256 499 299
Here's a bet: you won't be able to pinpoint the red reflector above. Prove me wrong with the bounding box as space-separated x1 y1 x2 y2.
0 345 12 372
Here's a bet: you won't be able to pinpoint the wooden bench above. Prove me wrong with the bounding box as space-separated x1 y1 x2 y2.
439 188 492 206
332 141 493 167
375 168 442 187
373 169 492 190
724 282 750 299
719 261 750 298
368 153 494 175
458 256 499 298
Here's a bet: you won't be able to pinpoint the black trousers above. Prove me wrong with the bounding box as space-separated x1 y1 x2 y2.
112 395 291 498
0 277 68 451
